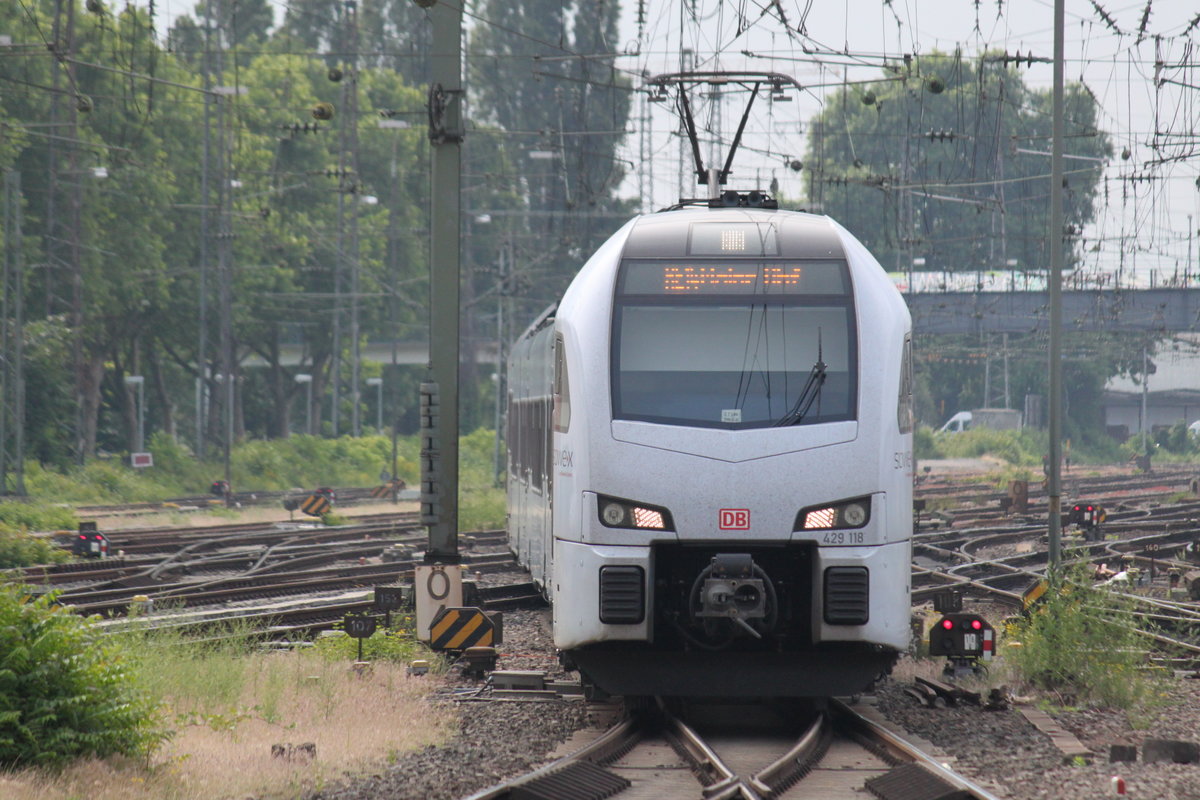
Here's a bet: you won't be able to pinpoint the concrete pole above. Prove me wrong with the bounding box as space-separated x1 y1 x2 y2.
1141 346 1149 454
137 380 145 452
425 0 463 561
1047 0 1065 572
2 171 26 495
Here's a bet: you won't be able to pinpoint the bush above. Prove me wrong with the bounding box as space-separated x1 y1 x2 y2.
22 458 182 504
0 528 70 570
0 502 77 533
913 426 941 460
0 502 75 569
312 624 431 665
936 427 1042 465
1006 565 1158 708
0 585 166 768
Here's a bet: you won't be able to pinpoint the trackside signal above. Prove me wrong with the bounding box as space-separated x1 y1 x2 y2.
73 531 109 558
929 613 994 664
1067 502 1105 541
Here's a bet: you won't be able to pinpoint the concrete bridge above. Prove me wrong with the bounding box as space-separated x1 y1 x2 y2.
907 288 1200 335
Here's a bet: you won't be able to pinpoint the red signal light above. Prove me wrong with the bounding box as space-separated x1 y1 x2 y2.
970 619 982 630
1087 505 1094 512
941 619 954 630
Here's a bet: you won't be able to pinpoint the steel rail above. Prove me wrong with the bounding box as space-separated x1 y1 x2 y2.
460 715 644 800
831 698 1005 800
746 712 830 796
660 709 753 800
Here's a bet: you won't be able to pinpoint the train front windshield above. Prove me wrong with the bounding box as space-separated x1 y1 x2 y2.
611 260 857 430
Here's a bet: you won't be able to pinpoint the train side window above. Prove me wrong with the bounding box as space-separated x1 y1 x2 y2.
513 399 526 483
531 399 543 492
507 392 518 478
898 335 914 434
553 334 571 433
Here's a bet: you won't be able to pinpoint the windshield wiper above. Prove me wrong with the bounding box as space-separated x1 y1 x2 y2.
775 331 826 427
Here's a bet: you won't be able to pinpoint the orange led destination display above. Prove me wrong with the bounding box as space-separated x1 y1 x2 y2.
619 260 848 296
664 264 806 292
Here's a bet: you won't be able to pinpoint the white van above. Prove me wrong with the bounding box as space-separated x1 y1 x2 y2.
938 411 972 433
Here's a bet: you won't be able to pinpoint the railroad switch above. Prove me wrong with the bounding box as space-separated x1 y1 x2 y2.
381 544 416 563
459 647 498 679
491 670 544 691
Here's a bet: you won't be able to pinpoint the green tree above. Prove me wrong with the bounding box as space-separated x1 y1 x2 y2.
276 0 431 84
469 0 634 318
805 52 1110 274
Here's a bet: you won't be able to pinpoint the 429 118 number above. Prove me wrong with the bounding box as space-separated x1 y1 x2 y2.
822 531 864 545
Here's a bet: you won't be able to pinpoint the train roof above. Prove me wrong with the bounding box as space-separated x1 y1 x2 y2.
623 206 846 261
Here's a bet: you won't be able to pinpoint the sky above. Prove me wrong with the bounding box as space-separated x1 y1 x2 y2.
607 0 1200 285
138 0 1200 284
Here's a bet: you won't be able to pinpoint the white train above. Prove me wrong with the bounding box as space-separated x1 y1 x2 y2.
507 196 913 697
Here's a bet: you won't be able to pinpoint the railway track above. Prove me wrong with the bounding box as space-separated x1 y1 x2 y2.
8 511 527 635
465 697 1001 800
910 472 1200 667
14 464 1200 651
72 485 410 518
93 580 541 638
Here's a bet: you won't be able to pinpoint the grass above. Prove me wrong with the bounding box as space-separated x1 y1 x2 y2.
0 625 457 800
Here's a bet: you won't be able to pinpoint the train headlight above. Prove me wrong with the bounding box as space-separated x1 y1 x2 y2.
601 503 627 526
597 494 674 531
794 496 872 531
842 503 867 527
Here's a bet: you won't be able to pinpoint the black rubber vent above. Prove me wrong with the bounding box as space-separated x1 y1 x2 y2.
512 760 632 800
823 566 869 625
864 763 971 800
599 565 645 624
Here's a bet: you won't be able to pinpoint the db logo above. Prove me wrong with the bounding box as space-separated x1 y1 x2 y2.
719 509 750 530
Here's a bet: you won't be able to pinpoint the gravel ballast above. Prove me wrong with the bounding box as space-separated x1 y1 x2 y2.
303 608 592 800
875 674 1200 800
300 605 1200 800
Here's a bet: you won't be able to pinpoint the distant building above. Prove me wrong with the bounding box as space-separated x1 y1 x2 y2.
1102 337 1200 440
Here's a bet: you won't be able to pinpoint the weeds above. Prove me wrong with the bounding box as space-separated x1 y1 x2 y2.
1005 564 1161 709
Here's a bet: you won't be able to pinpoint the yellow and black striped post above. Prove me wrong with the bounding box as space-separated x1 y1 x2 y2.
428 607 499 652
300 493 331 517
